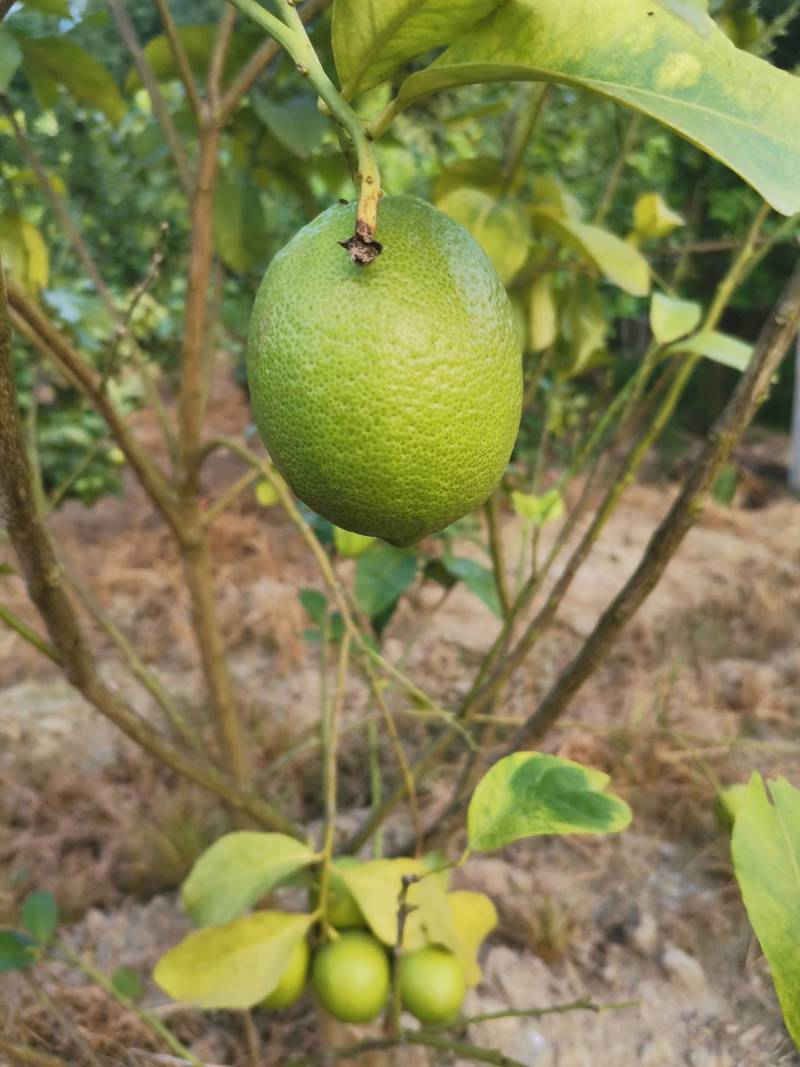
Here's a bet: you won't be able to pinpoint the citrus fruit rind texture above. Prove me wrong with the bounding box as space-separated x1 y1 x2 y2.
247 196 522 547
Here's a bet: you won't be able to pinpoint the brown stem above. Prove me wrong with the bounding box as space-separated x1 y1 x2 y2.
106 0 194 197
152 0 205 120
216 0 330 125
0 264 298 835
6 281 181 534
510 259 800 750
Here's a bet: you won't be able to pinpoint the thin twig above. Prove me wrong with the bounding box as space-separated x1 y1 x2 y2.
152 0 205 120
484 494 512 618
208 6 237 107
0 600 60 662
594 111 642 224
318 630 351 933
106 0 193 197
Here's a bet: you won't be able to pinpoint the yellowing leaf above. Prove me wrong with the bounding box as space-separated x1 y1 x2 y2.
448 890 497 985
332 0 503 95
532 210 650 296
154 910 313 1010
633 193 685 239
468 752 632 851
336 859 455 946
649 291 702 343
255 480 279 507
0 213 49 294
181 832 316 927
529 276 558 352
393 0 800 216
437 188 530 285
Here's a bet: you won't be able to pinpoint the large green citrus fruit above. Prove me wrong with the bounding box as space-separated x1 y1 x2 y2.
260 937 309 1011
311 930 390 1023
398 946 467 1024
247 196 522 547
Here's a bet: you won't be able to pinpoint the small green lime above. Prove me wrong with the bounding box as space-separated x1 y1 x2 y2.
247 196 522 547
312 931 390 1023
260 938 309 1011
398 946 466 1024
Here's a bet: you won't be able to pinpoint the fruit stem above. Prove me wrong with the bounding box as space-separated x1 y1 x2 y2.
225 0 383 262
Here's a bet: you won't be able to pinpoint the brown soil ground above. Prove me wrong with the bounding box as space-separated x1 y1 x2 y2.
2 375 799 1066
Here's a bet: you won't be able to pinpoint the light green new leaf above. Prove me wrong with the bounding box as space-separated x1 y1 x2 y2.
182 833 316 927
650 291 702 343
448 890 497 985
669 329 752 370
19 38 125 124
154 910 313 1010
529 275 558 352
393 0 800 216
468 752 632 851
332 0 502 95
732 774 800 1047
0 30 22 93
531 210 650 296
511 488 565 526
633 192 685 239
438 188 530 285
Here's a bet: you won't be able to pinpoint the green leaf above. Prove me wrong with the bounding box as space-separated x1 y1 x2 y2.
732 774 800 1047
182 832 316 927
21 891 58 945
111 966 144 1001
213 172 267 274
438 188 530 286
650 291 702 343
333 526 376 558
531 210 650 296
669 328 752 370
433 157 505 202
332 0 503 95
532 175 583 220
468 751 632 851
562 276 608 376
529 275 558 352
441 556 502 617
0 213 49 294
448 890 497 985
252 93 328 161
511 488 565 525
393 0 800 216
633 192 685 239
0 930 35 973
19 37 125 124
154 910 313 1010
125 26 256 93
0 29 22 93
20 0 71 14
355 543 418 619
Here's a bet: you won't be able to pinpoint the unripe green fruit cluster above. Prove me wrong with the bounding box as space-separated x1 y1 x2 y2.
260 929 467 1025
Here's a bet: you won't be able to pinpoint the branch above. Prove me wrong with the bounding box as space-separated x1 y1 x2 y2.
106 0 194 198
510 258 800 750
6 281 181 535
0 265 299 836
217 0 330 125
484 493 512 618
208 5 236 106
0 599 60 662
152 0 205 120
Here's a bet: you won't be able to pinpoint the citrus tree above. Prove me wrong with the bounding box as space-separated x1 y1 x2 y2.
1 0 800 1061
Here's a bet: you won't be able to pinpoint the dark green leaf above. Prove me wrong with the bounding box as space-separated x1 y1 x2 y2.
19 37 125 124
355 544 418 620
22 891 58 945
252 93 328 160
299 589 326 625
0 930 35 973
20 0 71 14
213 172 267 274
442 556 502 617
0 29 22 93
111 966 144 1001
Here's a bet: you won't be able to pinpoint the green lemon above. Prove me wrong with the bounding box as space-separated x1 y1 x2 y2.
311 931 390 1023
260 938 309 1011
247 196 522 547
398 946 467 1024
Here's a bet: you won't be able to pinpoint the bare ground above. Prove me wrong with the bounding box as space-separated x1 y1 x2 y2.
1 376 799 1065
